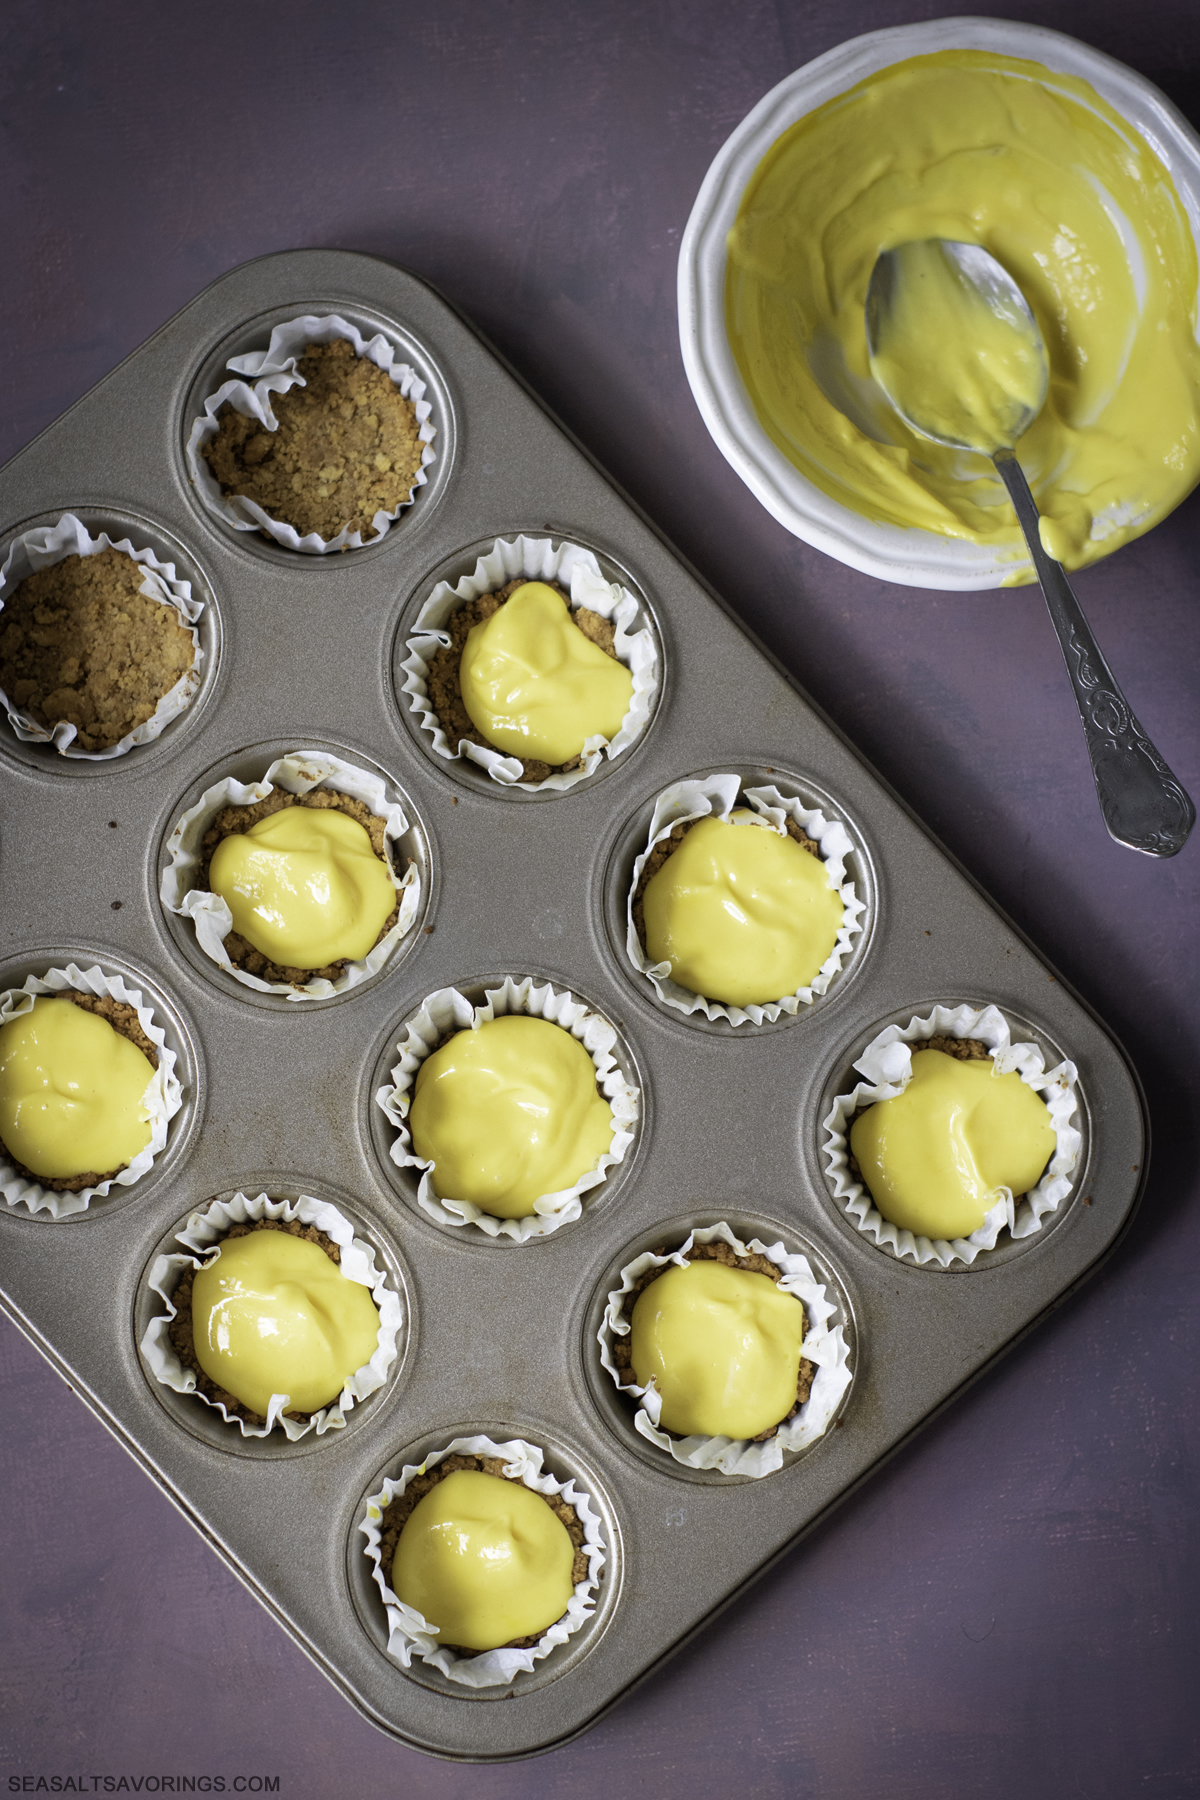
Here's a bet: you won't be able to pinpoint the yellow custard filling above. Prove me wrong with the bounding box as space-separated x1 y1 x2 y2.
208 805 394 969
726 49 1200 570
849 1048 1057 1239
392 1469 576 1652
631 1259 805 1440
408 1014 614 1219
0 996 153 1180
190 1230 380 1416
642 810 843 1007
459 581 634 765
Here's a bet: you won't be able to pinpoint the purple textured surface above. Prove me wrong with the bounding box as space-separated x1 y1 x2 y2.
1 2 1198 1794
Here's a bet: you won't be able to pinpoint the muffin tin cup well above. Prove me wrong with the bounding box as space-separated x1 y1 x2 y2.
159 746 425 1004
373 975 641 1243
357 1431 608 1692
185 313 437 554
0 959 186 1220
621 769 868 1028
399 533 660 794
820 1002 1083 1269
595 1219 854 1480
0 511 205 760
139 1188 405 1443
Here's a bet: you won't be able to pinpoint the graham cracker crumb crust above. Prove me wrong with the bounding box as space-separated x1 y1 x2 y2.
924 1035 991 1061
0 548 195 752
632 810 821 952
202 340 424 542
426 577 620 784
378 1453 591 1653
612 1237 815 1442
1 992 157 1193
167 1217 344 1427
195 786 399 988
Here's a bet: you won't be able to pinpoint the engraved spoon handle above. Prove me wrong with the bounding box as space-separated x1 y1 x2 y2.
993 449 1195 857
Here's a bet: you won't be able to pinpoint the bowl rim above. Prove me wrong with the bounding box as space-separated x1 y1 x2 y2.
677 15 1200 590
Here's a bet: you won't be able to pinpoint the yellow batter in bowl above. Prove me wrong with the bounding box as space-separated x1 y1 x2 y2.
726 48 1200 572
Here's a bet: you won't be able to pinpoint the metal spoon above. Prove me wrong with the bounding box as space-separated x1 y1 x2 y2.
866 237 1194 858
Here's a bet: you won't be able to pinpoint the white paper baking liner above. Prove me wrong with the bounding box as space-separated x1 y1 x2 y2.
598 1222 853 1478
140 1190 403 1440
821 1003 1082 1267
160 751 422 1001
0 513 204 758
625 772 865 1025
375 976 639 1241
400 535 659 791
0 963 183 1218
185 315 436 553
360 1433 606 1688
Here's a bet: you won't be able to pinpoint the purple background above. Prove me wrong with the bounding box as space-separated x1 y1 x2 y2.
2 2 1198 1794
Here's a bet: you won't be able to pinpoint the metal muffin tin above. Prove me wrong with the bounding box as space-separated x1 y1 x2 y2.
0 249 1146 1761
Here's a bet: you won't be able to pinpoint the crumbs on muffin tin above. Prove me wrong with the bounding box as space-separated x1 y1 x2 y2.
425 578 619 784
0 548 195 752
202 339 424 541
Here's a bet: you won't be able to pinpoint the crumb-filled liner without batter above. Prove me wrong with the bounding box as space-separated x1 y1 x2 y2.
360 1433 606 1690
185 314 436 553
160 750 422 1001
375 976 639 1242
598 1221 853 1478
140 1189 403 1441
400 534 659 792
0 513 204 758
625 771 865 1026
0 963 183 1219
821 1002 1082 1267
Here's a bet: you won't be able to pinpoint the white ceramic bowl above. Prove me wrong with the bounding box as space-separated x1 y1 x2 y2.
678 17 1200 590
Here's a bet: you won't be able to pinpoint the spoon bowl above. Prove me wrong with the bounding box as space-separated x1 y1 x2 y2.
866 239 1049 453
864 237 1193 858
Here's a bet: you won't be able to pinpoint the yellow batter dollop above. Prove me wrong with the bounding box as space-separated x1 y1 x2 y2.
208 805 395 969
849 1047 1057 1239
459 581 634 765
630 1259 805 1440
642 810 843 1007
392 1469 576 1652
190 1229 380 1418
868 238 1047 453
409 1014 614 1219
0 996 154 1180
726 50 1200 570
